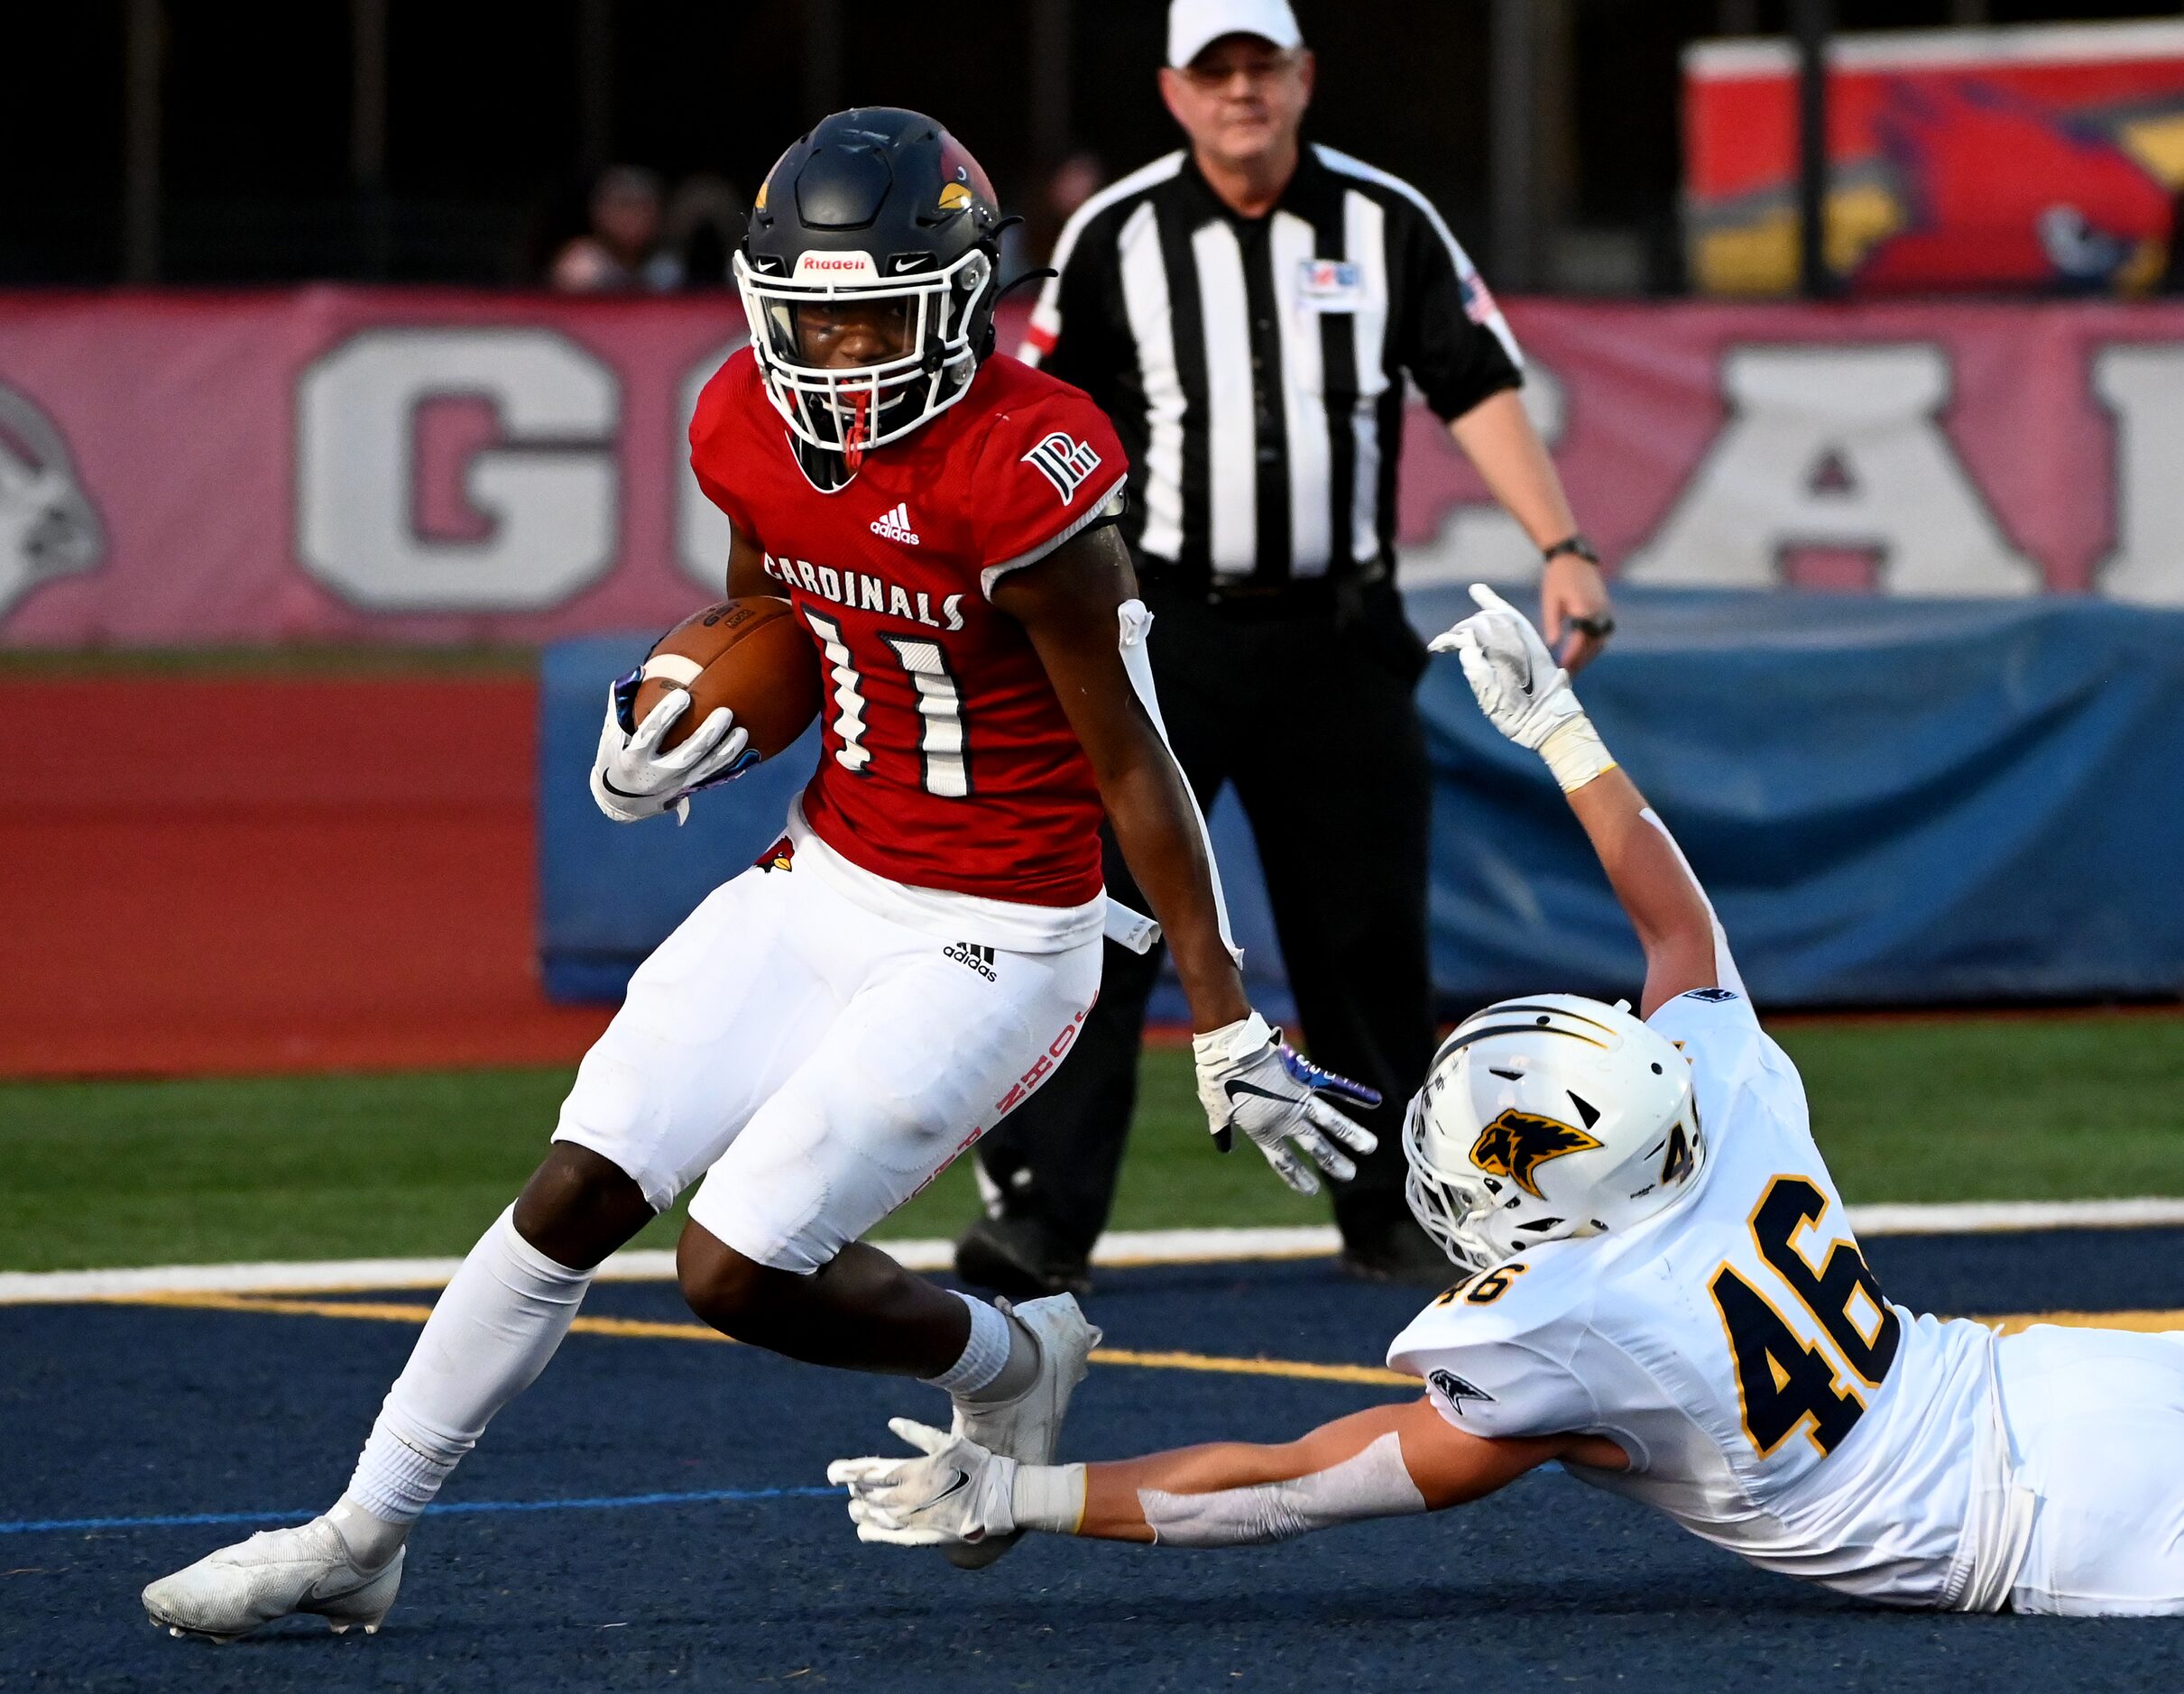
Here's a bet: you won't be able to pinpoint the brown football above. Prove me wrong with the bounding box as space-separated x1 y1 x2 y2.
632 596 821 760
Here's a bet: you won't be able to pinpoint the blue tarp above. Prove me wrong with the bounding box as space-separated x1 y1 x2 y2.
539 587 2184 1015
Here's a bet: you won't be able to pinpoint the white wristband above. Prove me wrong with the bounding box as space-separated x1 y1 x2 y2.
1010 1462 1088 1534
1191 1010 1272 1068
1536 712 1617 793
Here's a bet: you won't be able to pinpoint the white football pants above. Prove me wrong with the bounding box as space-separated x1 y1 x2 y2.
2002 1324 2184 1616
552 850 1101 1273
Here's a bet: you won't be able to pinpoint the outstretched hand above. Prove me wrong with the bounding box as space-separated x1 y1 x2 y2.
1430 584 1586 752
1193 1013 1381 1196
828 1419 1017 1548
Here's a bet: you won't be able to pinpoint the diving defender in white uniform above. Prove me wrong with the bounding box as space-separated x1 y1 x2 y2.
834 585 2184 1617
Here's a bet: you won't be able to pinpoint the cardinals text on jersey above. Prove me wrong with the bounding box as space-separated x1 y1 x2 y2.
690 348 1129 917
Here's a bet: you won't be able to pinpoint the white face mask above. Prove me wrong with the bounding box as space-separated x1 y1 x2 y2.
734 246 995 469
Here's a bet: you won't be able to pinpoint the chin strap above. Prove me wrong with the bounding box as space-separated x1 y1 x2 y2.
994 265 1056 305
842 389 871 474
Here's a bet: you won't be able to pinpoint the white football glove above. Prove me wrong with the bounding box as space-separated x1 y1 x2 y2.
1429 583 1580 748
1431 584 1616 793
828 1419 1017 1548
588 676 751 825
1193 1012 1380 1197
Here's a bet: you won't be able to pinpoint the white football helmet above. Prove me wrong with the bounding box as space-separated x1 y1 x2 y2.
1404 994 1703 1275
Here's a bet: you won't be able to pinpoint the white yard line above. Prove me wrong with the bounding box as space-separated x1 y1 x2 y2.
0 1226 1342 1304
1843 1198 2184 1236
7 1201 2184 1305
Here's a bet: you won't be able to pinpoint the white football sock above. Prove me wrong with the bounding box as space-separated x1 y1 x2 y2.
924 1292 1041 1403
341 1204 594 1526
327 1495 408 1570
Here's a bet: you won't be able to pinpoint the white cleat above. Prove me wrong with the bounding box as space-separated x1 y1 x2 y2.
141 1517 403 1643
945 1294 1101 1570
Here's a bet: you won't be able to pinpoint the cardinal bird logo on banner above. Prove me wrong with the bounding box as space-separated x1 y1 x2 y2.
0 382 104 620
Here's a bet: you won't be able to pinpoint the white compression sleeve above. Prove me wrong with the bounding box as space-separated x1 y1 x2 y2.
1133 1431 1428 1548
344 1204 593 1523
1117 600 1241 966
1637 806 1747 999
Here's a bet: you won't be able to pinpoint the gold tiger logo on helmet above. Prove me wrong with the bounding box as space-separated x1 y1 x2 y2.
1470 1109 1602 1200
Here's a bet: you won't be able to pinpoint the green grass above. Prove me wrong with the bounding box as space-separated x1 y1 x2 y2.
2 1016 2178 1273
1773 1016 2183 1203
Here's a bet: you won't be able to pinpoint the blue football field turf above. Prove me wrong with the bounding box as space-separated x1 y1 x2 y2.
6 1230 2184 1692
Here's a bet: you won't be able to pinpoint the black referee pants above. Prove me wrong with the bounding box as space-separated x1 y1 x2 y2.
972 576 1439 1252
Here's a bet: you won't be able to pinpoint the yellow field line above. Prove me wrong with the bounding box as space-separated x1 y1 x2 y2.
1986 1308 2184 1336
106 1290 1417 1386
100 1290 2182 1386
1090 1347 1411 1386
121 1291 443 1323
118 1292 727 1342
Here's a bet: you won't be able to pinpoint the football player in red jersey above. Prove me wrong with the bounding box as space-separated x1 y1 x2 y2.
143 108 1378 1642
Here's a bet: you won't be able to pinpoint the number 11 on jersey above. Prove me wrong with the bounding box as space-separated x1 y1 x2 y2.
804 611 972 798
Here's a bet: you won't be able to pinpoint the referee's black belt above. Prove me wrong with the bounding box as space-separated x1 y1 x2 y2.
1142 558 1391 621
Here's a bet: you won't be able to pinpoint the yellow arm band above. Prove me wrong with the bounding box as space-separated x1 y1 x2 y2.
1537 712 1617 794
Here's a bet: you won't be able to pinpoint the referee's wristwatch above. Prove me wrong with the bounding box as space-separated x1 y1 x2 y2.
1541 534 1617 642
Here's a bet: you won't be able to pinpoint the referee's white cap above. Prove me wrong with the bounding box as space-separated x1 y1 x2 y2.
1167 0 1304 69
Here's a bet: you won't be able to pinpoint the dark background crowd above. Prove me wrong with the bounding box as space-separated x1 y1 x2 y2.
2 0 2156 293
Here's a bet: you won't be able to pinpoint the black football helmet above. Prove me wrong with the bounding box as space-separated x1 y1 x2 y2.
735 108 1004 469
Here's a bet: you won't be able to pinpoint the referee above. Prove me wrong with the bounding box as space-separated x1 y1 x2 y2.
958 0 1615 1289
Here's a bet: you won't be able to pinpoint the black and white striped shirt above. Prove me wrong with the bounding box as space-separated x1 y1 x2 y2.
1019 142 1524 590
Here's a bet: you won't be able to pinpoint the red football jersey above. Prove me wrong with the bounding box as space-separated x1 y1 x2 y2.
688 348 1129 907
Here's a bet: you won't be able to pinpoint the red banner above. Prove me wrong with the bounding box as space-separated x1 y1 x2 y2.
1684 19 2184 296
1 287 2180 646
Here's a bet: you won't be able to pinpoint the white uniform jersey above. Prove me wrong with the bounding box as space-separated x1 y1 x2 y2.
1388 988 2020 1608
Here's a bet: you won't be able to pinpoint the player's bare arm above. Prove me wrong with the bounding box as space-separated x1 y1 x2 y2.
993 524 1381 1195
1563 771 1719 1014
991 524 1247 1032
723 525 773 600
1431 584 1730 1016
1445 390 1614 672
832 1394 1624 1549
1070 1396 1625 1540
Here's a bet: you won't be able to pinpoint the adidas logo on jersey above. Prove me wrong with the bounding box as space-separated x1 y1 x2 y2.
870 502 920 546
943 942 997 980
